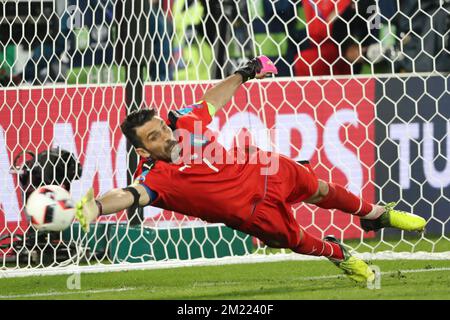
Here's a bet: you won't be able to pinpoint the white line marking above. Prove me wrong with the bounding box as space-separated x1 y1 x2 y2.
1 267 450 298
0 287 138 299
194 267 450 286
2 252 450 278
297 267 450 281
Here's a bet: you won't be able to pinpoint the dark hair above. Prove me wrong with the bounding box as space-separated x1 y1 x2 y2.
120 109 156 148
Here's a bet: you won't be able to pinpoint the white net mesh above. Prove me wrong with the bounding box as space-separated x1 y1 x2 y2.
1 0 449 277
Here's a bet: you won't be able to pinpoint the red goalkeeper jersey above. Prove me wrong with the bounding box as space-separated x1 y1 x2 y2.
133 101 270 228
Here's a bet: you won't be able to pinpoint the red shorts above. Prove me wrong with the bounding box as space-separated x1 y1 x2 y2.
238 156 319 249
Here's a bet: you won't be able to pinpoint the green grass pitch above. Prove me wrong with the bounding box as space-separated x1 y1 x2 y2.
1 259 449 300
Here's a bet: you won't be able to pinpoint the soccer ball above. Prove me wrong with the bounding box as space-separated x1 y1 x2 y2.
25 185 75 232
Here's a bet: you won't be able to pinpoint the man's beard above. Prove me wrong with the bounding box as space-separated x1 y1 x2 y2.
166 140 181 163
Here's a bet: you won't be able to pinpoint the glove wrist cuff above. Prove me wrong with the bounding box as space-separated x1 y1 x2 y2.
234 58 262 83
95 200 103 216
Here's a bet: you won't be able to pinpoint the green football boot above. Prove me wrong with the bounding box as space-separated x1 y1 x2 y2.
324 235 375 284
360 202 427 233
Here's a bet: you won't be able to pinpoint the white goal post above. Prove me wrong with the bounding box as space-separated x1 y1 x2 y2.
0 0 449 277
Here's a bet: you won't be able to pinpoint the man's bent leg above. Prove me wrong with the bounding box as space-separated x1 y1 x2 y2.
305 180 384 220
292 228 344 260
306 180 426 232
292 228 375 283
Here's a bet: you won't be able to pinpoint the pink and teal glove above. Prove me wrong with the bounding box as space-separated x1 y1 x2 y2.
234 55 278 83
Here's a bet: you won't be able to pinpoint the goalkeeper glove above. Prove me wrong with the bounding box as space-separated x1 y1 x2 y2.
234 55 278 83
75 187 99 233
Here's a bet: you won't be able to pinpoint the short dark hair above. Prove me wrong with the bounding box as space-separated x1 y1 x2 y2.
120 109 156 148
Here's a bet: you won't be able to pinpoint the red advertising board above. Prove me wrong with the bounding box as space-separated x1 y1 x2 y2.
0 78 375 240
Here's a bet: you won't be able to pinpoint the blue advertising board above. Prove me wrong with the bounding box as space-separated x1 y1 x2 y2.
375 76 450 235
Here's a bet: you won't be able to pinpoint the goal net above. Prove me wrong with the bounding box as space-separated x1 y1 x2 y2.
1 0 449 277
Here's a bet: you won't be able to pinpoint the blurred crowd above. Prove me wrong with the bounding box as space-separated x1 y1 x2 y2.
1 0 449 86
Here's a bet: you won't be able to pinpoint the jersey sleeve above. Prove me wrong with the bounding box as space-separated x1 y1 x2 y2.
133 161 158 205
167 100 216 133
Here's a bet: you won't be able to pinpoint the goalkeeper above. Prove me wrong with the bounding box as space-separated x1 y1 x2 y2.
76 56 426 283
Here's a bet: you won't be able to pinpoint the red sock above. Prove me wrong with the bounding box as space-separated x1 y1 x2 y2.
315 183 379 219
293 229 344 260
